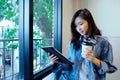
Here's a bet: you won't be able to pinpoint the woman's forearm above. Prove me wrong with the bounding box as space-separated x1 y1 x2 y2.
91 57 101 68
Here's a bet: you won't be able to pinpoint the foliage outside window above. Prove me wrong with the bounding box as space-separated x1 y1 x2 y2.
0 0 19 45
0 0 19 79
33 0 54 72
0 0 55 79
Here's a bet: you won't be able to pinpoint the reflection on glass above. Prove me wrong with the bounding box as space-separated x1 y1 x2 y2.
33 0 54 73
0 0 19 80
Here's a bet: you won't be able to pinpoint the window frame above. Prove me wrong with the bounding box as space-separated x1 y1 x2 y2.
19 0 62 80
19 0 33 80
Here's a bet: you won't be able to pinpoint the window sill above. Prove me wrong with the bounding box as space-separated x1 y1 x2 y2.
34 64 53 80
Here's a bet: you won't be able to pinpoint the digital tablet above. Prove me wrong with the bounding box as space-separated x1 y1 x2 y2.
42 47 73 65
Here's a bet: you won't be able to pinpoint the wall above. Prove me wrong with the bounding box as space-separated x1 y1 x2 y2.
106 37 120 80
87 0 120 37
62 0 74 57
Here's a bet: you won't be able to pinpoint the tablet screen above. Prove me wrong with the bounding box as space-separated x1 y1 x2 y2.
42 47 73 65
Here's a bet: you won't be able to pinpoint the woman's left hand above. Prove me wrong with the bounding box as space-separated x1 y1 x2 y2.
82 48 101 67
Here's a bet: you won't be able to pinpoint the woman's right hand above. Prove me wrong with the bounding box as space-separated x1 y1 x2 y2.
48 52 59 63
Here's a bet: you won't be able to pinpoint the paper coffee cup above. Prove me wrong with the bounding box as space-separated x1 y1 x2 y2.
82 44 92 55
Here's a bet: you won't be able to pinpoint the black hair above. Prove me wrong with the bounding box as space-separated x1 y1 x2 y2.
71 8 101 50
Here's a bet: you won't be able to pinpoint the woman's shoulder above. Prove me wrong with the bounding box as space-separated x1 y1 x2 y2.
94 35 108 42
94 35 111 45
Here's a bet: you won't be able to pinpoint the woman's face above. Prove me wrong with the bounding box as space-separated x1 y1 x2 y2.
75 17 89 37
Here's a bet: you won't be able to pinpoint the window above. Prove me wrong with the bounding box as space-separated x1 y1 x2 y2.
0 0 62 79
33 0 54 73
19 0 62 80
0 0 19 80
33 0 62 79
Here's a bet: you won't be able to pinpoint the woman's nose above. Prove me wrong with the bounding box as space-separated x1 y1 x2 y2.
77 25 82 29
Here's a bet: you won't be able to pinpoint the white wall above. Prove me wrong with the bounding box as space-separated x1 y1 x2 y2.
106 37 120 80
88 0 120 37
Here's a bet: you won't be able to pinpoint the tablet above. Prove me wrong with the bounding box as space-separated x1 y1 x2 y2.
42 47 73 65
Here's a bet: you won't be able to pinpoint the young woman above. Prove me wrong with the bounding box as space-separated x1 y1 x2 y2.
49 8 117 80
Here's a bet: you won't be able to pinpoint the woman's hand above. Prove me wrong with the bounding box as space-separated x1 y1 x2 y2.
48 53 59 63
81 48 101 67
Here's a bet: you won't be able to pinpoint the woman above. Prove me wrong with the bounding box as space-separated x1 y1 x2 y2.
49 8 117 80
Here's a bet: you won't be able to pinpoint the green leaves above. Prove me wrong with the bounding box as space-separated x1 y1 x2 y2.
33 0 53 38
3 27 17 39
0 0 18 49
0 0 18 22
3 27 18 49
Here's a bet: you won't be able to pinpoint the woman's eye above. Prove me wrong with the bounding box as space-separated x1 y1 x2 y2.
79 23 83 25
75 22 83 27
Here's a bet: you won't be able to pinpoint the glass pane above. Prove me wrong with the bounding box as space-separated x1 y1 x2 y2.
0 0 19 80
33 0 54 73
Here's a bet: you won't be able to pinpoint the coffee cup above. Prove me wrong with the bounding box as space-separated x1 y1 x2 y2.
82 41 93 55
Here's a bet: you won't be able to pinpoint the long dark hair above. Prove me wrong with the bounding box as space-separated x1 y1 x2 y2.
71 8 101 50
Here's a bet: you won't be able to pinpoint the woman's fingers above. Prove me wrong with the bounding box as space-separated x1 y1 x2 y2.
51 56 59 62
48 53 59 62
